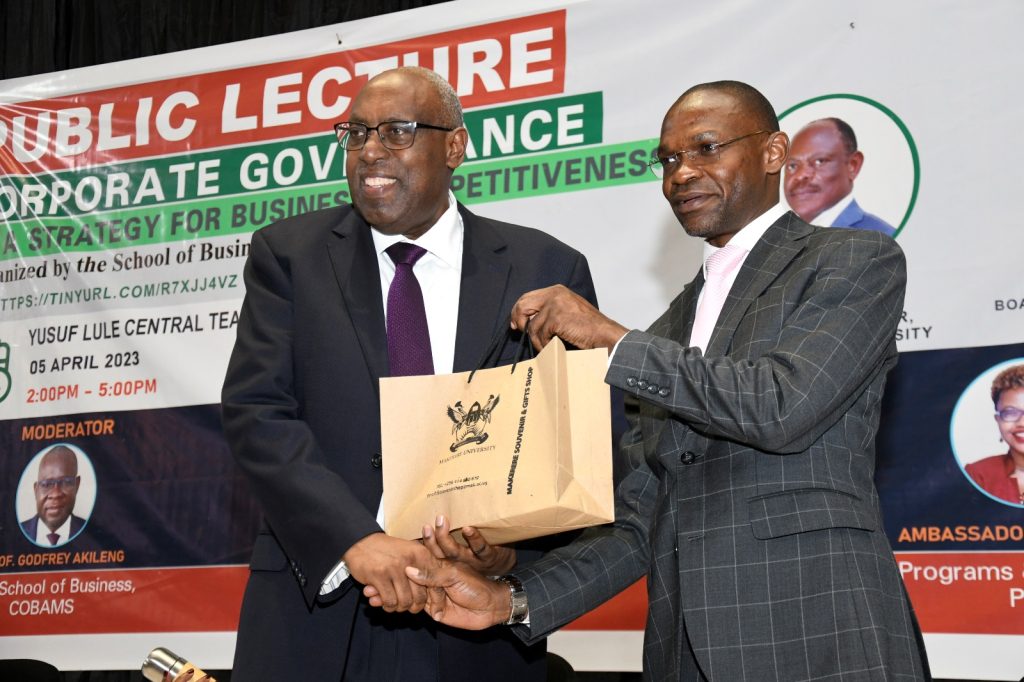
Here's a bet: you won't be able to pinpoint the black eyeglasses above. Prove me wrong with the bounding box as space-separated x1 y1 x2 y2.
648 130 771 178
36 476 77 491
996 406 1024 423
334 120 455 151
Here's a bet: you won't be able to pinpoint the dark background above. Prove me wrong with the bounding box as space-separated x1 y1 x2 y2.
2 406 260 567
1 0 448 80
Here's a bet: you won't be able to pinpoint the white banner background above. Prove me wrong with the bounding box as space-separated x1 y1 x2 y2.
2 1 1022 678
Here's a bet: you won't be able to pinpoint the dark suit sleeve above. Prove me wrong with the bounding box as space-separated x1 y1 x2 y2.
568 251 598 308
608 231 906 454
221 229 381 604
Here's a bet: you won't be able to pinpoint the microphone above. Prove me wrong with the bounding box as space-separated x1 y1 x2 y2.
141 647 216 682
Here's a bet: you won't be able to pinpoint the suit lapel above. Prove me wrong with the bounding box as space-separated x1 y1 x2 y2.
453 205 511 372
326 210 389 387
706 212 812 356
668 274 701 345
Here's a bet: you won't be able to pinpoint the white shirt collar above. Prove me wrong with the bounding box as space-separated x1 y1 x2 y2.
701 201 788 273
36 514 72 545
812 191 855 227
370 191 462 268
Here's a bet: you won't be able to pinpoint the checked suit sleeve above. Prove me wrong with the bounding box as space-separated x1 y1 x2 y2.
608 230 906 454
510 392 655 642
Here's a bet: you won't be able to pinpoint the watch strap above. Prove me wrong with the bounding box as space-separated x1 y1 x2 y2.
492 574 528 625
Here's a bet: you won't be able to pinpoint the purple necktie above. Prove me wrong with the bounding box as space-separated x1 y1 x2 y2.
47 532 60 545
385 243 434 377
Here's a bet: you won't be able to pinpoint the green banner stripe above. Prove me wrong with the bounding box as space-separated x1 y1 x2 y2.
455 137 658 203
463 91 603 161
0 92 605 222
2 184 350 258
2 136 660 261
0 136 346 221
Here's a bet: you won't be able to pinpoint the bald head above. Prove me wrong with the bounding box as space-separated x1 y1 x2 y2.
39 446 78 477
366 66 464 128
673 81 780 134
811 118 857 153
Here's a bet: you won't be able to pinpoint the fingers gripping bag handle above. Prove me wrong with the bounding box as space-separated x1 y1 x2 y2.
468 318 534 384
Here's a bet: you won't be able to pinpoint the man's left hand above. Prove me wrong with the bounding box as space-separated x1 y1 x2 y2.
420 515 515 576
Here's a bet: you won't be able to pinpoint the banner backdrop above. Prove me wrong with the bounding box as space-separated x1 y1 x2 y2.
1 0 1022 678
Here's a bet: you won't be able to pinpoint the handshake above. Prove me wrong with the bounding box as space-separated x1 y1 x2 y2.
341 515 518 630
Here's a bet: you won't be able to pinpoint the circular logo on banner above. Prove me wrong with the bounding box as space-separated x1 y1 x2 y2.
778 94 919 236
950 359 1024 508
16 443 98 548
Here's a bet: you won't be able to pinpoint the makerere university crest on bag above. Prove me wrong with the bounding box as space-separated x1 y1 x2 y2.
447 395 500 451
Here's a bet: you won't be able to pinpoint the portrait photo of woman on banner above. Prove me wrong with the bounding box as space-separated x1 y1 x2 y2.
964 364 1024 506
951 360 1024 508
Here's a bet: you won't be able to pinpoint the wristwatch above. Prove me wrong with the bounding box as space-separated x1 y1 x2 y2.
492 574 528 625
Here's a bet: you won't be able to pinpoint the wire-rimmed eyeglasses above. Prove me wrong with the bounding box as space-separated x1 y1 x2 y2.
648 130 771 178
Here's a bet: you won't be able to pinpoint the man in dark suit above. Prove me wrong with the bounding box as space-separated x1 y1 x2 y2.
405 81 930 680
221 66 596 680
21 445 86 548
784 117 897 236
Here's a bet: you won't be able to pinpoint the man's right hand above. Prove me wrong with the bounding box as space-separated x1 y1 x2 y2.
404 560 512 630
510 284 627 353
344 532 431 613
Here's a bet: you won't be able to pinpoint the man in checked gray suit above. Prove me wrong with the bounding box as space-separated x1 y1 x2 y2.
394 81 931 680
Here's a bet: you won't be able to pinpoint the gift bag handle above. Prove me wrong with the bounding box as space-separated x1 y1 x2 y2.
468 319 534 383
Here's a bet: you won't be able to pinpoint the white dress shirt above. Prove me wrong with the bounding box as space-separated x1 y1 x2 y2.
691 201 788 323
371 191 463 376
809 190 854 227
321 191 464 595
35 515 71 546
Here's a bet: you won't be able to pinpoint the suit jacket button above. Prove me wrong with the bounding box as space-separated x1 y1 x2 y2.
626 377 638 387
646 384 659 394
658 387 670 397
371 453 382 468
637 379 649 389
680 451 696 465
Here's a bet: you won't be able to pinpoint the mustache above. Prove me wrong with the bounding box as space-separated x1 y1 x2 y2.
668 184 715 201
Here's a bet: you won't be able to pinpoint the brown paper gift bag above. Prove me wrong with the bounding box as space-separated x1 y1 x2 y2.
381 336 614 545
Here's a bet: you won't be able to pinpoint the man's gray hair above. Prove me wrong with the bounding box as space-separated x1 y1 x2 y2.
395 66 464 127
